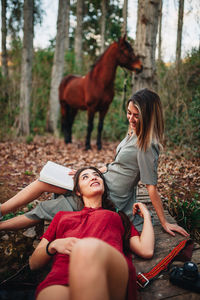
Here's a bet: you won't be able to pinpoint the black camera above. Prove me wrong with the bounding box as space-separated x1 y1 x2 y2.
170 261 200 293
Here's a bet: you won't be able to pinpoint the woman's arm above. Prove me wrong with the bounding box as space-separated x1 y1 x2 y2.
0 215 40 231
1 179 67 217
146 184 189 237
29 238 51 270
130 203 154 259
29 237 80 270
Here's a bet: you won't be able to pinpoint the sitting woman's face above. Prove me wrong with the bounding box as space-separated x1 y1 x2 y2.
78 168 105 199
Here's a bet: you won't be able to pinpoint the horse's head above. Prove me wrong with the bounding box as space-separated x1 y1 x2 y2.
117 35 143 74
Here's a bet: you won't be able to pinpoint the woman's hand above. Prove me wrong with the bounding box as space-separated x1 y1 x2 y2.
50 237 80 255
68 169 77 176
133 202 151 219
130 202 154 258
99 166 107 173
162 222 190 237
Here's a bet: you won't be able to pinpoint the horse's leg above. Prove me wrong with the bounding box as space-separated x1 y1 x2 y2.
69 108 78 142
61 102 77 144
61 102 71 143
85 110 95 150
97 110 107 150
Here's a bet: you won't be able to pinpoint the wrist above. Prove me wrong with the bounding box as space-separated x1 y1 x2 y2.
46 241 56 256
161 220 168 227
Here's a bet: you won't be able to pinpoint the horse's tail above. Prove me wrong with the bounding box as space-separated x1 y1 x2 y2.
59 75 77 102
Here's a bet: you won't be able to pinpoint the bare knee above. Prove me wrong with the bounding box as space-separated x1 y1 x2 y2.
70 238 107 269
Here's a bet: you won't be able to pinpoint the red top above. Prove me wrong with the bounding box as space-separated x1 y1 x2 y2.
36 207 139 299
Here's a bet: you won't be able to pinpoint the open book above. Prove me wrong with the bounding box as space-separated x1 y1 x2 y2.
39 161 74 190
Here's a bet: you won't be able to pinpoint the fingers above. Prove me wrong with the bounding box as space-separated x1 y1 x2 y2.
172 225 190 237
163 223 190 237
68 169 77 176
54 237 80 254
133 202 149 217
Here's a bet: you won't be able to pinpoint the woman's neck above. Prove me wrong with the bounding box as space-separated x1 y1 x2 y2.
83 195 102 209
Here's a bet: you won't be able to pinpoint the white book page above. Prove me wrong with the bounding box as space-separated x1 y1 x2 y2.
40 161 74 190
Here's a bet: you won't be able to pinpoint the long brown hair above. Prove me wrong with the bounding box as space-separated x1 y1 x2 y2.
127 88 164 151
73 166 132 254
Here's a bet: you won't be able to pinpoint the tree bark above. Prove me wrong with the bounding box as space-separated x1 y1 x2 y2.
65 0 70 51
19 0 34 136
1 0 8 78
75 0 83 71
48 0 68 133
157 0 162 62
122 0 128 36
100 0 106 53
133 0 161 92
176 0 184 71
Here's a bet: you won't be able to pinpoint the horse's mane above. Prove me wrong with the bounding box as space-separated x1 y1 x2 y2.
89 39 133 78
89 42 116 77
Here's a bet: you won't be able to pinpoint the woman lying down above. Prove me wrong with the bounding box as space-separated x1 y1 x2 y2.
29 166 154 300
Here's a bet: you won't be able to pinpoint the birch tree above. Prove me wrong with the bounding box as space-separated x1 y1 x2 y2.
176 0 185 71
122 0 128 36
133 0 161 92
48 0 69 133
19 0 34 135
100 0 106 53
1 0 8 78
65 0 70 51
74 0 83 71
158 0 163 63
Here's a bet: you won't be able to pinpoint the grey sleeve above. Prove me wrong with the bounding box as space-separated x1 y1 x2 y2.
25 194 78 221
137 144 159 185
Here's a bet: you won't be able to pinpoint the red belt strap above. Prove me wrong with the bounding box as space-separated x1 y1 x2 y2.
136 239 193 288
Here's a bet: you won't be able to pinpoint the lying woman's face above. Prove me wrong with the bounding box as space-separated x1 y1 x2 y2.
78 168 105 199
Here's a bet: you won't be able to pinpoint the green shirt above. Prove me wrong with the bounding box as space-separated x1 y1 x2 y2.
25 135 159 231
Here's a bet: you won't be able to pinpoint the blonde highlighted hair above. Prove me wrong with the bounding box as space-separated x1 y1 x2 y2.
127 88 164 151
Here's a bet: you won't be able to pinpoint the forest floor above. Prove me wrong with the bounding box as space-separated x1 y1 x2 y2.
0 135 199 208
0 136 200 299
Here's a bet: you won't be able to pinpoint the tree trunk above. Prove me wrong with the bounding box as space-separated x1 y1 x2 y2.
1 0 8 78
100 0 106 53
48 0 68 133
122 0 128 36
65 0 70 51
157 0 162 62
75 0 83 71
176 0 184 71
133 0 161 92
19 0 34 136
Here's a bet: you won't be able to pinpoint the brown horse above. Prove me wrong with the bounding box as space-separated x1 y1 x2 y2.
59 35 143 150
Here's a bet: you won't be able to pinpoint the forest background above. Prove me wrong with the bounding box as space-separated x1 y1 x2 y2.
0 0 200 241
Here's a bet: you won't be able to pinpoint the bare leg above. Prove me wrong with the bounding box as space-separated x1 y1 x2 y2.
69 238 129 300
37 285 69 300
1 179 67 216
0 215 40 231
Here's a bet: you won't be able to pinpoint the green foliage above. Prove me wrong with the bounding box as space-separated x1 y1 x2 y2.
168 190 200 243
24 170 34 176
30 48 54 134
70 0 123 59
2 204 33 221
157 47 200 157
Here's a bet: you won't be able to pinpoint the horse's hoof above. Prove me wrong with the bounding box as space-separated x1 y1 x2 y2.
97 144 102 151
85 145 91 150
65 140 72 144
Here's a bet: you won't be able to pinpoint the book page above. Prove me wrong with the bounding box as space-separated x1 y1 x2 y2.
39 161 74 190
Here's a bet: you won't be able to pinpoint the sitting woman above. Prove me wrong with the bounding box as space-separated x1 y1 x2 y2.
29 167 154 300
